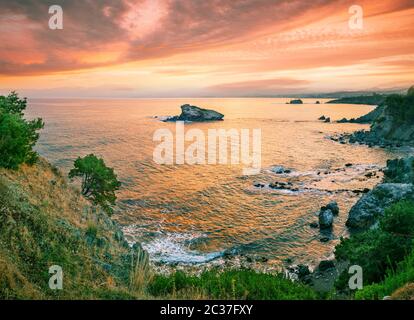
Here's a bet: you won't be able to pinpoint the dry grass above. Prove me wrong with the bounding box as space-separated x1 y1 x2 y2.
0 158 89 228
129 246 153 295
0 158 143 299
391 283 414 300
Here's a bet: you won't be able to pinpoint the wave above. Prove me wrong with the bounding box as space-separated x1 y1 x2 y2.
140 232 224 264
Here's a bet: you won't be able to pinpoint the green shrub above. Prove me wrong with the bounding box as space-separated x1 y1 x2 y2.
335 201 414 291
0 92 43 169
380 201 414 235
69 154 121 214
355 248 414 299
384 94 414 124
148 269 317 300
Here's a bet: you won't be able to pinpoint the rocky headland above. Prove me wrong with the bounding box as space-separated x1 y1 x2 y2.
327 94 386 106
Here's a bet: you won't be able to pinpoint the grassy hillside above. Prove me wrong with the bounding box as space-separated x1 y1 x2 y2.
0 158 148 299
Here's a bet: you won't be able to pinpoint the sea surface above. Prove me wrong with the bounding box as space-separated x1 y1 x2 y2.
25 98 410 269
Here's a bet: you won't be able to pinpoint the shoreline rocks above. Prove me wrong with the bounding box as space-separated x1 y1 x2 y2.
346 155 414 230
346 183 414 230
271 166 292 174
323 201 339 216
336 104 386 124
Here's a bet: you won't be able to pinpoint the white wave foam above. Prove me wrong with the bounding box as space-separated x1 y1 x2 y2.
141 232 224 264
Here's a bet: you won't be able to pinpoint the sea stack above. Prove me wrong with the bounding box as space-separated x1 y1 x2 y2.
163 104 224 122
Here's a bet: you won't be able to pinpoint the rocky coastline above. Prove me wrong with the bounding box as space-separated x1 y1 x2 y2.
294 86 414 293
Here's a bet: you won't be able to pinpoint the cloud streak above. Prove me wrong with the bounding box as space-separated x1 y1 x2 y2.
0 0 413 96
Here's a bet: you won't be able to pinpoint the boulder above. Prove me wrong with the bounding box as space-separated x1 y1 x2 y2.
289 99 303 104
271 166 291 174
319 209 334 229
288 264 311 283
297 264 311 278
324 117 331 123
383 157 414 184
346 183 414 230
164 104 224 122
318 115 326 121
322 201 339 216
317 260 335 272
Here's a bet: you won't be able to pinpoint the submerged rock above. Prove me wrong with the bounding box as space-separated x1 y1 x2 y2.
309 222 319 228
271 166 292 174
163 104 224 122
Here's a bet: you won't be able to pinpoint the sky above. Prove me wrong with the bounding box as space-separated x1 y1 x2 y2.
0 0 413 98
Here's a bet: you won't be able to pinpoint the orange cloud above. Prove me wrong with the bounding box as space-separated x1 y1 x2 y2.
0 0 413 96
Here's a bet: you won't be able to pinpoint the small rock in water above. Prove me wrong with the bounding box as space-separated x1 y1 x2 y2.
320 237 330 243
319 209 334 229
309 222 319 228
322 201 339 216
271 166 291 174
254 183 265 188
365 172 375 178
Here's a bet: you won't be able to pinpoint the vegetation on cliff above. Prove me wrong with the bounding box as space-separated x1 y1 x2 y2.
0 159 146 299
335 200 414 293
0 92 44 169
327 93 386 106
348 86 414 146
69 154 121 214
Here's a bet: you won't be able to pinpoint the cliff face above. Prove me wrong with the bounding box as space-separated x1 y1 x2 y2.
349 88 414 146
368 102 414 144
0 158 146 299
346 157 414 230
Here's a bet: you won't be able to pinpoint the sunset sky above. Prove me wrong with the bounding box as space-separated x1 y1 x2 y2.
0 0 413 98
